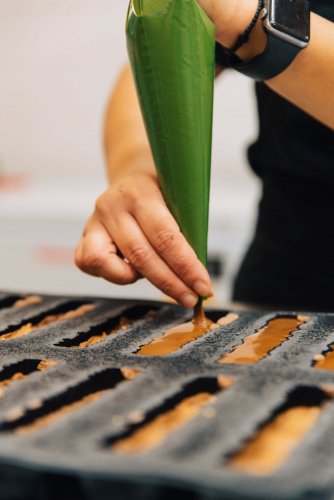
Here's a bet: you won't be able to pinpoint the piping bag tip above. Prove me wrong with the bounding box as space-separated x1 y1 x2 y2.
194 296 204 317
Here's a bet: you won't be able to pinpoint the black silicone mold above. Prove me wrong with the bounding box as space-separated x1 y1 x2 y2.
0 291 334 500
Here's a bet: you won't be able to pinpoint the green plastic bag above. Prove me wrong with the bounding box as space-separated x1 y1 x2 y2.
126 0 215 267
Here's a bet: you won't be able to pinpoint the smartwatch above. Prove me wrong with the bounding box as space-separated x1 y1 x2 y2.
230 0 311 81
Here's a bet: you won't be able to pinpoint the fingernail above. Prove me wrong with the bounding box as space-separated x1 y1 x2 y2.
193 280 210 297
181 293 198 308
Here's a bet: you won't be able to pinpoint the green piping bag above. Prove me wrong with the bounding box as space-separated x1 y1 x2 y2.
126 0 215 267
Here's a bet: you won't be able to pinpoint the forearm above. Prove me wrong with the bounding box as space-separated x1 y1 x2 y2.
266 13 334 130
104 65 156 183
199 1 334 129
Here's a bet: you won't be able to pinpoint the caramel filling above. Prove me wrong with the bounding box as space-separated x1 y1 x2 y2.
0 304 94 341
120 367 141 380
77 334 108 348
314 349 334 370
217 375 235 390
14 296 42 308
219 316 308 365
137 302 238 356
37 359 57 371
113 392 215 454
229 405 323 475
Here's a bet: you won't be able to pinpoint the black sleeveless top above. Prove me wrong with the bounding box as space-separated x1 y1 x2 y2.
216 2 334 310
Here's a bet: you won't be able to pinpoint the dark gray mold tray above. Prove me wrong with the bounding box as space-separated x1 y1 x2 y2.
0 291 334 500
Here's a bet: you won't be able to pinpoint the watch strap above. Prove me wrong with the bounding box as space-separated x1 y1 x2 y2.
229 32 301 81
215 42 230 68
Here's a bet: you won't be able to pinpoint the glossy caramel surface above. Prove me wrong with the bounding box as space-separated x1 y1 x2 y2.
219 316 308 364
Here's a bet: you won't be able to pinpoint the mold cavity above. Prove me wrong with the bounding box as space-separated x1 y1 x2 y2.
0 368 133 436
313 343 334 370
0 295 23 310
219 315 308 365
56 305 158 348
228 385 333 476
0 295 42 310
136 311 238 357
0 301 94 341
0 359 57 397
107 376 233 454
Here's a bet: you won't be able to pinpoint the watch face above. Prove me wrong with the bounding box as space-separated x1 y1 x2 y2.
269 0 310 43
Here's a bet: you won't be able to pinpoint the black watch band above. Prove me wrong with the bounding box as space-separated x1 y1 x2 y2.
229 33 300 81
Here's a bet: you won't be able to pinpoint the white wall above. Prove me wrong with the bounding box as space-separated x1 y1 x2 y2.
0 1 260 305
0 0 126 178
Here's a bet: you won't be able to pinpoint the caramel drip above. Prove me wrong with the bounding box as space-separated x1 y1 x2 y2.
14 296 42 308
113 392 215 454
314 349 334 370
137 302 237 357
230 405 323 475
15 390 108 436
219 316 308 365
76 316 134 348
0 304 94 341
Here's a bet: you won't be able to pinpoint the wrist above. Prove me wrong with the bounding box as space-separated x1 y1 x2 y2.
215 0 259 48
235 15 267 61
107 152 157 184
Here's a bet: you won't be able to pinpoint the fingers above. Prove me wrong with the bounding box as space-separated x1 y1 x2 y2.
76 175 213 307
132 199 212 297
75 218 140 285
103 214 199 308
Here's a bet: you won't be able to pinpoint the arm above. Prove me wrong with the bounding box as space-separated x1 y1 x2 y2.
199 1 334 129
75 66 212 307
104 65 155 184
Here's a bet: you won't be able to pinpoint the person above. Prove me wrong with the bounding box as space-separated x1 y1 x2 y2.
75 0 334 311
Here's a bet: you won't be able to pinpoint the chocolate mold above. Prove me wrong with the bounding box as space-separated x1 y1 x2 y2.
0 292 334 499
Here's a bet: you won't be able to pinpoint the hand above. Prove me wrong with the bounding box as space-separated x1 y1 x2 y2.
197 0 258 48
75 169 212 308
